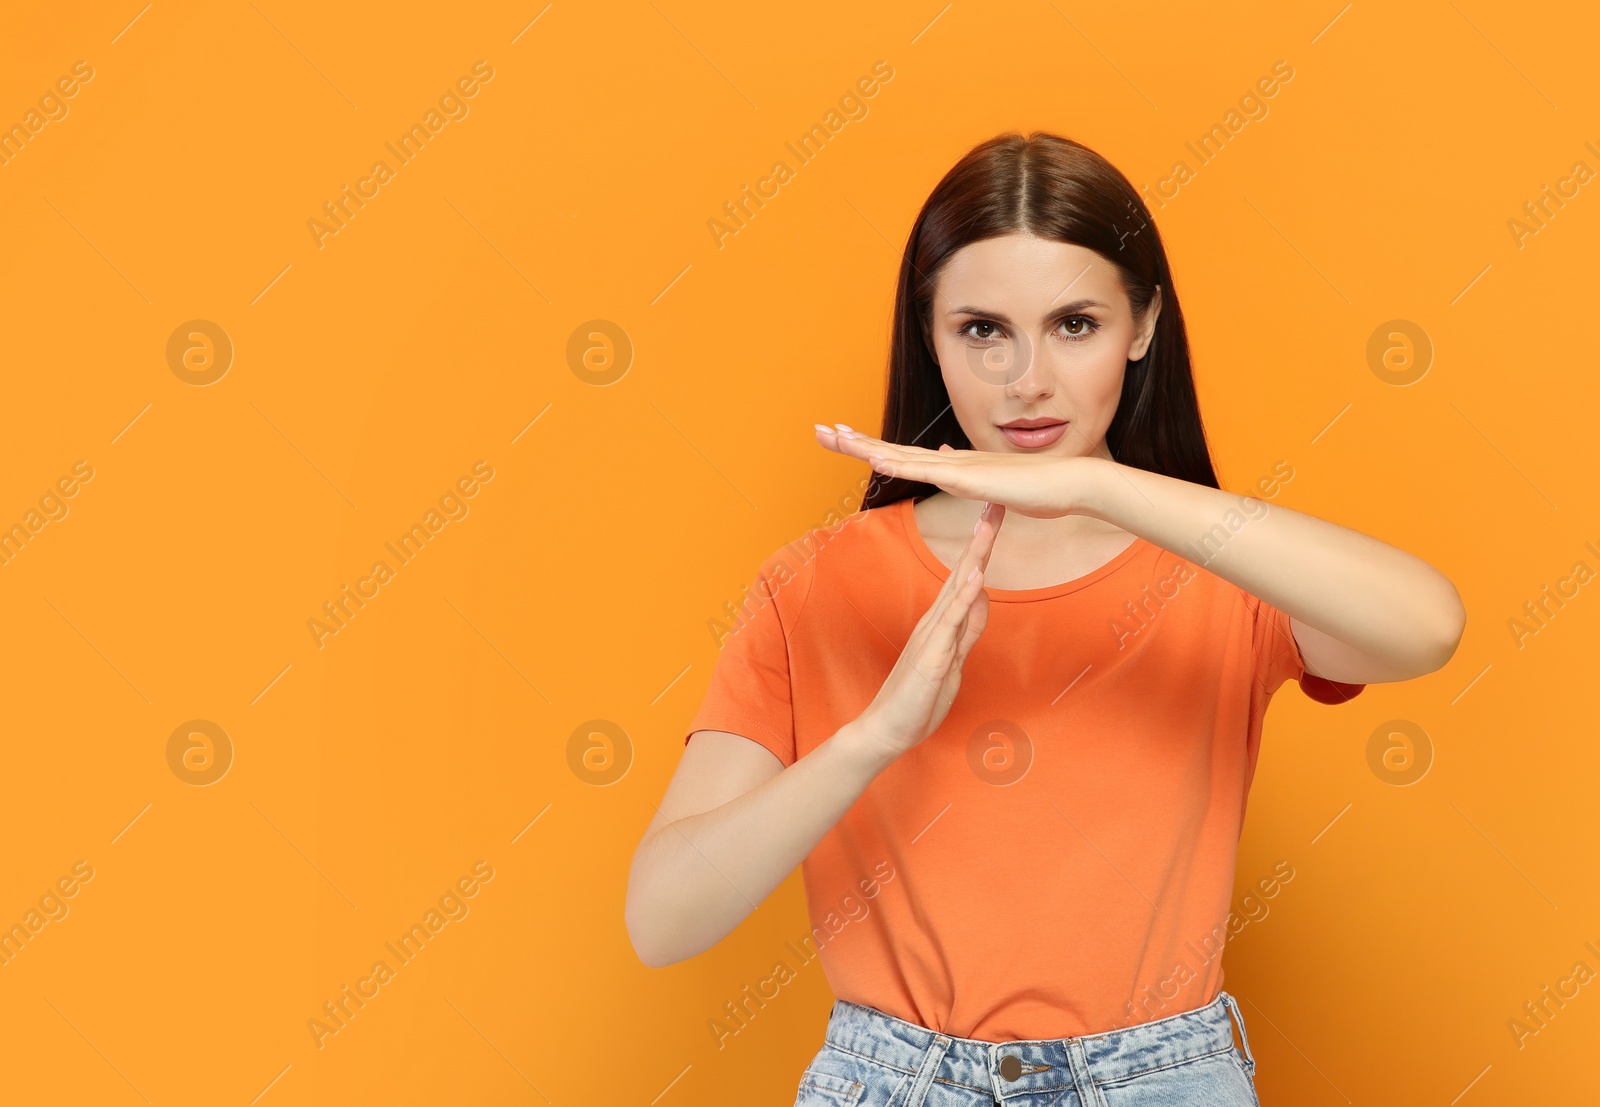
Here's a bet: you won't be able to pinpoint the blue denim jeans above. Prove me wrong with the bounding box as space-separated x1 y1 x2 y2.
794 990 1260 1106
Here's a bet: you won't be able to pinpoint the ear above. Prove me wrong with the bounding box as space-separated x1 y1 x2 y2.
1128 284 1162 361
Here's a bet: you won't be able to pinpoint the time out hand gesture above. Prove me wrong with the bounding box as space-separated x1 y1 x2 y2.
855 499 1005 760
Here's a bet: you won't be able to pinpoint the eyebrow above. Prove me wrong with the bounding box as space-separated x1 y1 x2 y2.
944 299 1110 322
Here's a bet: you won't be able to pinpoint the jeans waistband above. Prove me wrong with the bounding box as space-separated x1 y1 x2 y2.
822 990 1255 1099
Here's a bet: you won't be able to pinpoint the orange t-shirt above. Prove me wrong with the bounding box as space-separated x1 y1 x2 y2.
684 495 1364 1042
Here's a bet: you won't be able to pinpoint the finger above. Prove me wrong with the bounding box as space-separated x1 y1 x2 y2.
919 505 1001 655
975 503 1004 573
952 589 990 670
866 452 913 482
946 513 999 661
909 500 1001 645
919 519 989 634
841 429 946 460
905 566 985 690
869 452 974 497
907 522 982 649
823 425 914 459
910 566 970 655
922 503 992 607
833 426 898 450
918 563 988 675
919 517 996 649
940 604 987 713
829 428 891 461
906 541 967 645
834 423 956 464
907 531 1000 705
903 566 986 695
961 502 1002 575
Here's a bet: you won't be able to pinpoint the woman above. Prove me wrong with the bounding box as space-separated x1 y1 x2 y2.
626 132 1465 1106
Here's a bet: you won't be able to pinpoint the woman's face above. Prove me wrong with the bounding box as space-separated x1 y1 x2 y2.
925 233 1161 459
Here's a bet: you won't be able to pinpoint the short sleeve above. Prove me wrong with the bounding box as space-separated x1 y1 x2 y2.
683 552 807 767
1250 594 1366 705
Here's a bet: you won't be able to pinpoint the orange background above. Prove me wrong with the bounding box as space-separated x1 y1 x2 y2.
1 1 1596 1103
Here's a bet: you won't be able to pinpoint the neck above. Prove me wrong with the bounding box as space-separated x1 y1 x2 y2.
923 492 1125 541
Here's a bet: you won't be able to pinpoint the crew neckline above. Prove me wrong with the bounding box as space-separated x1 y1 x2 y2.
895 496 1149 602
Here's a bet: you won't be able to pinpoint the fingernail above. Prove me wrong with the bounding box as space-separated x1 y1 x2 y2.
814 423 833 434
835 423 856 436
967 567 981 581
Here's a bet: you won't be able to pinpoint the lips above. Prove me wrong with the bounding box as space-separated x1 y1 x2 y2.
998 421 1068 449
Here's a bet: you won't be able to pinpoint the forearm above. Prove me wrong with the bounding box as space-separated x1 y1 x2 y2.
1075 457 1465 675
627 722 894 967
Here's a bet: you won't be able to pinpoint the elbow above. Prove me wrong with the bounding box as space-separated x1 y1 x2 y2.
626 885 720 968
625 903 672 969
625 874 671 969
625 912 694 969
624 857 692 969
627 931 673 970
1437 583 1468 664
1378 584 1468 682
1417 582 1468 675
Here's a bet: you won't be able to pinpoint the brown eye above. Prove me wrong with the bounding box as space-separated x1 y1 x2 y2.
1059 316 1101 342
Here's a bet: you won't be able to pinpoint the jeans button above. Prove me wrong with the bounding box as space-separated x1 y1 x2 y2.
999 1055 1022 1081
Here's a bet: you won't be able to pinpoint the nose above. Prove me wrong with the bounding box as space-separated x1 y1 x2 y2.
1002 331 1054 403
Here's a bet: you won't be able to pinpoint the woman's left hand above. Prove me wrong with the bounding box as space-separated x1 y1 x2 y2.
815 423 1102 520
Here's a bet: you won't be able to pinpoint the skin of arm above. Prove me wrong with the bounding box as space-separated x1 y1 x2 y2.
1075 455 1466 684
626 724 896 968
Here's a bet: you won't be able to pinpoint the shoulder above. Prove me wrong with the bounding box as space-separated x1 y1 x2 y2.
745 499 904 618
1148 547 1264 612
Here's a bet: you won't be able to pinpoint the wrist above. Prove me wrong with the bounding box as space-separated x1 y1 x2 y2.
1069 456 1121 522
826 717 900 778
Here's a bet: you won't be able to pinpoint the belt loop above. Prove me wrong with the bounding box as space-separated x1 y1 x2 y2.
1063 1039 1106 1107
905 1034 952 1107
1220 992 1257 1077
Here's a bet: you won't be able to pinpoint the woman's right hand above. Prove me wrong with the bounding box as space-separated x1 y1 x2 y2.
854 499 1004 760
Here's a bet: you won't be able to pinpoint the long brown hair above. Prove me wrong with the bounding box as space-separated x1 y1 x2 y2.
864 131 1219 510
